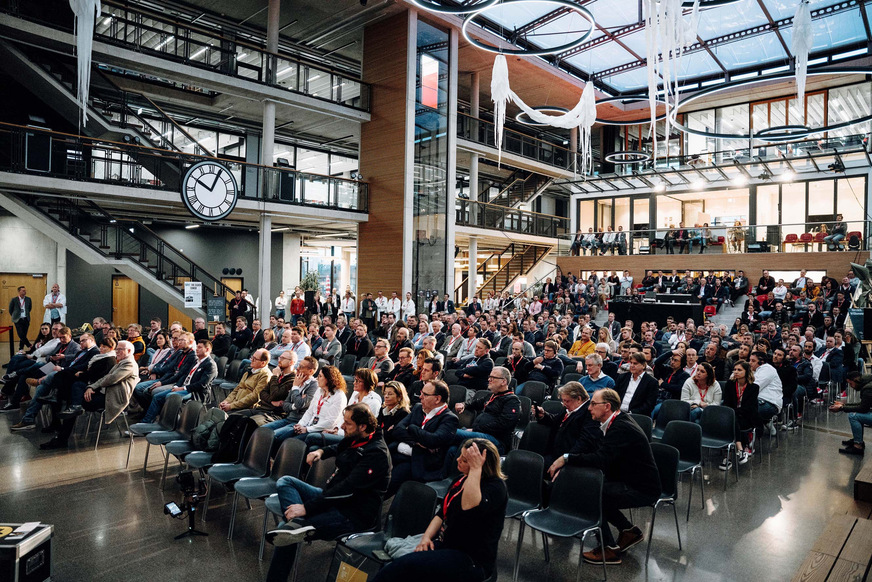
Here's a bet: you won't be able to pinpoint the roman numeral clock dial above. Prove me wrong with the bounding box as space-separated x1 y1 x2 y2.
182 161 239 221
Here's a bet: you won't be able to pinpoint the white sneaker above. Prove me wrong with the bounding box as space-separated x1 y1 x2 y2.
266 524 316 547
718 458 733 471
738 451 749 465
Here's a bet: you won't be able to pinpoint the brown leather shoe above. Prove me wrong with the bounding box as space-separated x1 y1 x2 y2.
582 546 622 565
26 378 39 387
616 526 644 553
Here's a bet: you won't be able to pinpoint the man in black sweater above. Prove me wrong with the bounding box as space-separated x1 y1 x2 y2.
548 388 660 565
266 403 392 581
452 366 521 453
533 381 601 466
454 339 494 392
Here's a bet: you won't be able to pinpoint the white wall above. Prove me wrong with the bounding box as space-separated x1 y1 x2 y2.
0 214 61 282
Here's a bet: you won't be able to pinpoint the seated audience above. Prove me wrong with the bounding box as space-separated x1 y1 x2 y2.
721 361 760 467
532 381 601 466
452 366 521 454
679 362 721 422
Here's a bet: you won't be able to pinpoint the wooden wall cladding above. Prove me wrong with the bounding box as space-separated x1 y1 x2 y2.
358 11 410 295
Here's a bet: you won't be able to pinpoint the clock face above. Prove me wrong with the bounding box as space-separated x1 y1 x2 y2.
182 161 239 221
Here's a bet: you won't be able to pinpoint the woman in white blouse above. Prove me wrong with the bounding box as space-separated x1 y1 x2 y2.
402 292 416 320
307 368 381 448
680 362 722 423
289 365 347 443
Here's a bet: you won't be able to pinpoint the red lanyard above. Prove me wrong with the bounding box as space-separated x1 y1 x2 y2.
349 431 375 449
697 383 709 401
666 372 674 385
421 405 446 428
736 382 745 403
604 411 619 433
316 395 326 416
176 350 189 369
372 358 385 370
485 390 513 409
57 343 69 355
442 475 467 516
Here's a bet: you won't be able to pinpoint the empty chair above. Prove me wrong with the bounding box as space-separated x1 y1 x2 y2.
166 408 227 468
237 347 251 361
513 395 533 444
338 354 357 376
520 381 547 406
661 420 704 521
630 414 653 442
235 438 308 553
646 443 682 561
513 466 606 582
699 406 739 491
127 393 184 473
651 400 691 440
504 450 545 520
517 421 551 457
541 400 564 416
561 372 582 385
448 385 469 408
339 481 437 565
148 401 204 488
203 427 275 521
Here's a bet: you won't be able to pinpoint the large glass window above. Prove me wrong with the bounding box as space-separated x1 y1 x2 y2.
614 197 630 231
632 198 649 253
808 180 835 221
596 198 612 229
828 84 872 139
577 200 594 231
781 183 807 237
837 177 867 235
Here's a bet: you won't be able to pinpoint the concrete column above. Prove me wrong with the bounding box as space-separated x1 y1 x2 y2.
570 127 578 174
56 244 66 297
340 247 353 295
258 214 272 316
282 233 301 293
444 25 459 298
467 235 477 303
470 72 480 116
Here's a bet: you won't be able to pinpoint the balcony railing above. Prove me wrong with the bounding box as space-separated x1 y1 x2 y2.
554 221 871 256
456 199 569 238
0 123 367 213
457 113 583 172
0 0 370 112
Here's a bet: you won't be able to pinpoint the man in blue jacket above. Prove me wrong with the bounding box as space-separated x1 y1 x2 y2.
454 340 494 392
136 340 218 422
131 333 197 410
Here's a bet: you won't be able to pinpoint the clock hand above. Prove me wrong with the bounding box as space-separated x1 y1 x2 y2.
195 177 211 190
209 172 221 192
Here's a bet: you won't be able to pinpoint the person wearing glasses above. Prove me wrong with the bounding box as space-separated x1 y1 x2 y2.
218 348 273 412
451 366 521 454
388 380 459 494
454 339 494 393
517 340 563 396
548 388 660 566
532 381 602 467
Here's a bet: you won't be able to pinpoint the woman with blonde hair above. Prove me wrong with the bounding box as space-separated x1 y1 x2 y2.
597 326 616 353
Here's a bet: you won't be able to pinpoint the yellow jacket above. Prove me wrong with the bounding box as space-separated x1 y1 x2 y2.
568 340 595 357
225 368 273 410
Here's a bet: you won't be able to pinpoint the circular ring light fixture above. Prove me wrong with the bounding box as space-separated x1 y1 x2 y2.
462 0 596 56
681 0 742 7
595 95 669 126
515 106 569 126
754 125 814 142
604 150 651 164
410 0 499 14
670 68 872 140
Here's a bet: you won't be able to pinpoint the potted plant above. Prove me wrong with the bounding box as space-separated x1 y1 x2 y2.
299 271 320 312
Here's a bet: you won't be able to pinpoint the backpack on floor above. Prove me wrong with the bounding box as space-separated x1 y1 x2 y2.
211 414 256 463
190 408 227 451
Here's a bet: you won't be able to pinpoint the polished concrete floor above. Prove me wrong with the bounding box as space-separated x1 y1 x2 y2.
0 405 868 582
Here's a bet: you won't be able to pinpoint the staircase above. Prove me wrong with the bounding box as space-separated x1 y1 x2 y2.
489 171 553 208
455 243 553 304
0 193 231 317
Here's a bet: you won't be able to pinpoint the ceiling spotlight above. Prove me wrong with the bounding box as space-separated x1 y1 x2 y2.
732 175 748 187
691 180 706 190
653 182 666 192
185 224 200 229
778 170 795 182
828 160 846 173
757 171 772 181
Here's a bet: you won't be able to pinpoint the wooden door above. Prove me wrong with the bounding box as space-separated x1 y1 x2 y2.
168 276 193 330
112 276 140 327
0 273 47 334
221 277 243 302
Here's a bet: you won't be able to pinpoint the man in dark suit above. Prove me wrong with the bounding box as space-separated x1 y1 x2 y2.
345 324 375 360
465 296 482 317
455 340 494 392
137 339 218 422
613 353 659 416
816 335 844 380
335 317 353 348
443 293 455 314
9 285 32 350
388 380 458 493
533 381 601 466
249 319 266 350
550 387 661 565
757 270 776 295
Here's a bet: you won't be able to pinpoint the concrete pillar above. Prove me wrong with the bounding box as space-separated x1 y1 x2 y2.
570 127 578 175
444 26 459 297
470 72 480 116
340 247 353 295
56 244 66 297
282 233 301 293
467 235 477 303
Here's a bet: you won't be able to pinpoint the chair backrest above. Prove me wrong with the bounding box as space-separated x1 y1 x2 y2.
504 450 544 509
523 381 547 406
475 389 490 401
226 344 238 361
630 413 653 442
661 420 702 464
699 405 736 443
226 359 243 383
387 481 438 539
814 232 826 242
515 395 532 432
442 369 459 385
457 409 476 428
237 347 251 361
157 393 185 431
517 421 550 456
271 438 308 481
542 400 564 416
550 466 602 526
561 373 582 384
240 427 275 476
494 357 507 367
306 456 337 488
799 233 813 242
338 354 357 375
508 378 517 392
449 385 469 407
178 400 204 437
650 442 680 500
656 399 691 428
785 234 798 242
215 356 228 380
359 357 375 370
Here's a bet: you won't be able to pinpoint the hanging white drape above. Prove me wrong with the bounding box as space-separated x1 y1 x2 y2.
645 0 700 161
491 54 597 173
792 0 812 106
69 0 102 126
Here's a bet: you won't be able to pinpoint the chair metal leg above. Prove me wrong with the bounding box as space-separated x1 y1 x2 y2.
512 520 525 582
259 506 269 561
94 411 105 451
733 445 740 483
646 502 658 561
85 412 93 435
228 490 239 540
542 531 550 563
597 527 607 581
124 415 133 468
698 466 705 511
672 501 682 551
245 498 252 510
576 531 586 582
685 471 693 522
202 475 212 522
142 441 151 477
161 448 170 490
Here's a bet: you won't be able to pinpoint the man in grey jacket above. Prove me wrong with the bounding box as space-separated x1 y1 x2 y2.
263 356 320 434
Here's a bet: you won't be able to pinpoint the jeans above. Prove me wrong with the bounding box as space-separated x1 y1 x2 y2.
848 412 872 444
791 386 807 418
276 475 323 510
264 419 301 443
757 400 779 423
5 354 34 374
275 309 286 320
306 432 343 449
689 406 704 423
824 233 845 250
373 545 486 582
21 381 54 424
133 379 161 408
142 388 191 423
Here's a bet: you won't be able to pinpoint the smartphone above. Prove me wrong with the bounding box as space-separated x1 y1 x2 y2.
164 501 183 517
372 550 392 562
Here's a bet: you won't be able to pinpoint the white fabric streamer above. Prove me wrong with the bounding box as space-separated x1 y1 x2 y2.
792 0 812 105
69 0 102 127
491 54 597 173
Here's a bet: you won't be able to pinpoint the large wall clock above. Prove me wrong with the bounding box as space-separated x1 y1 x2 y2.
182 161 239 221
